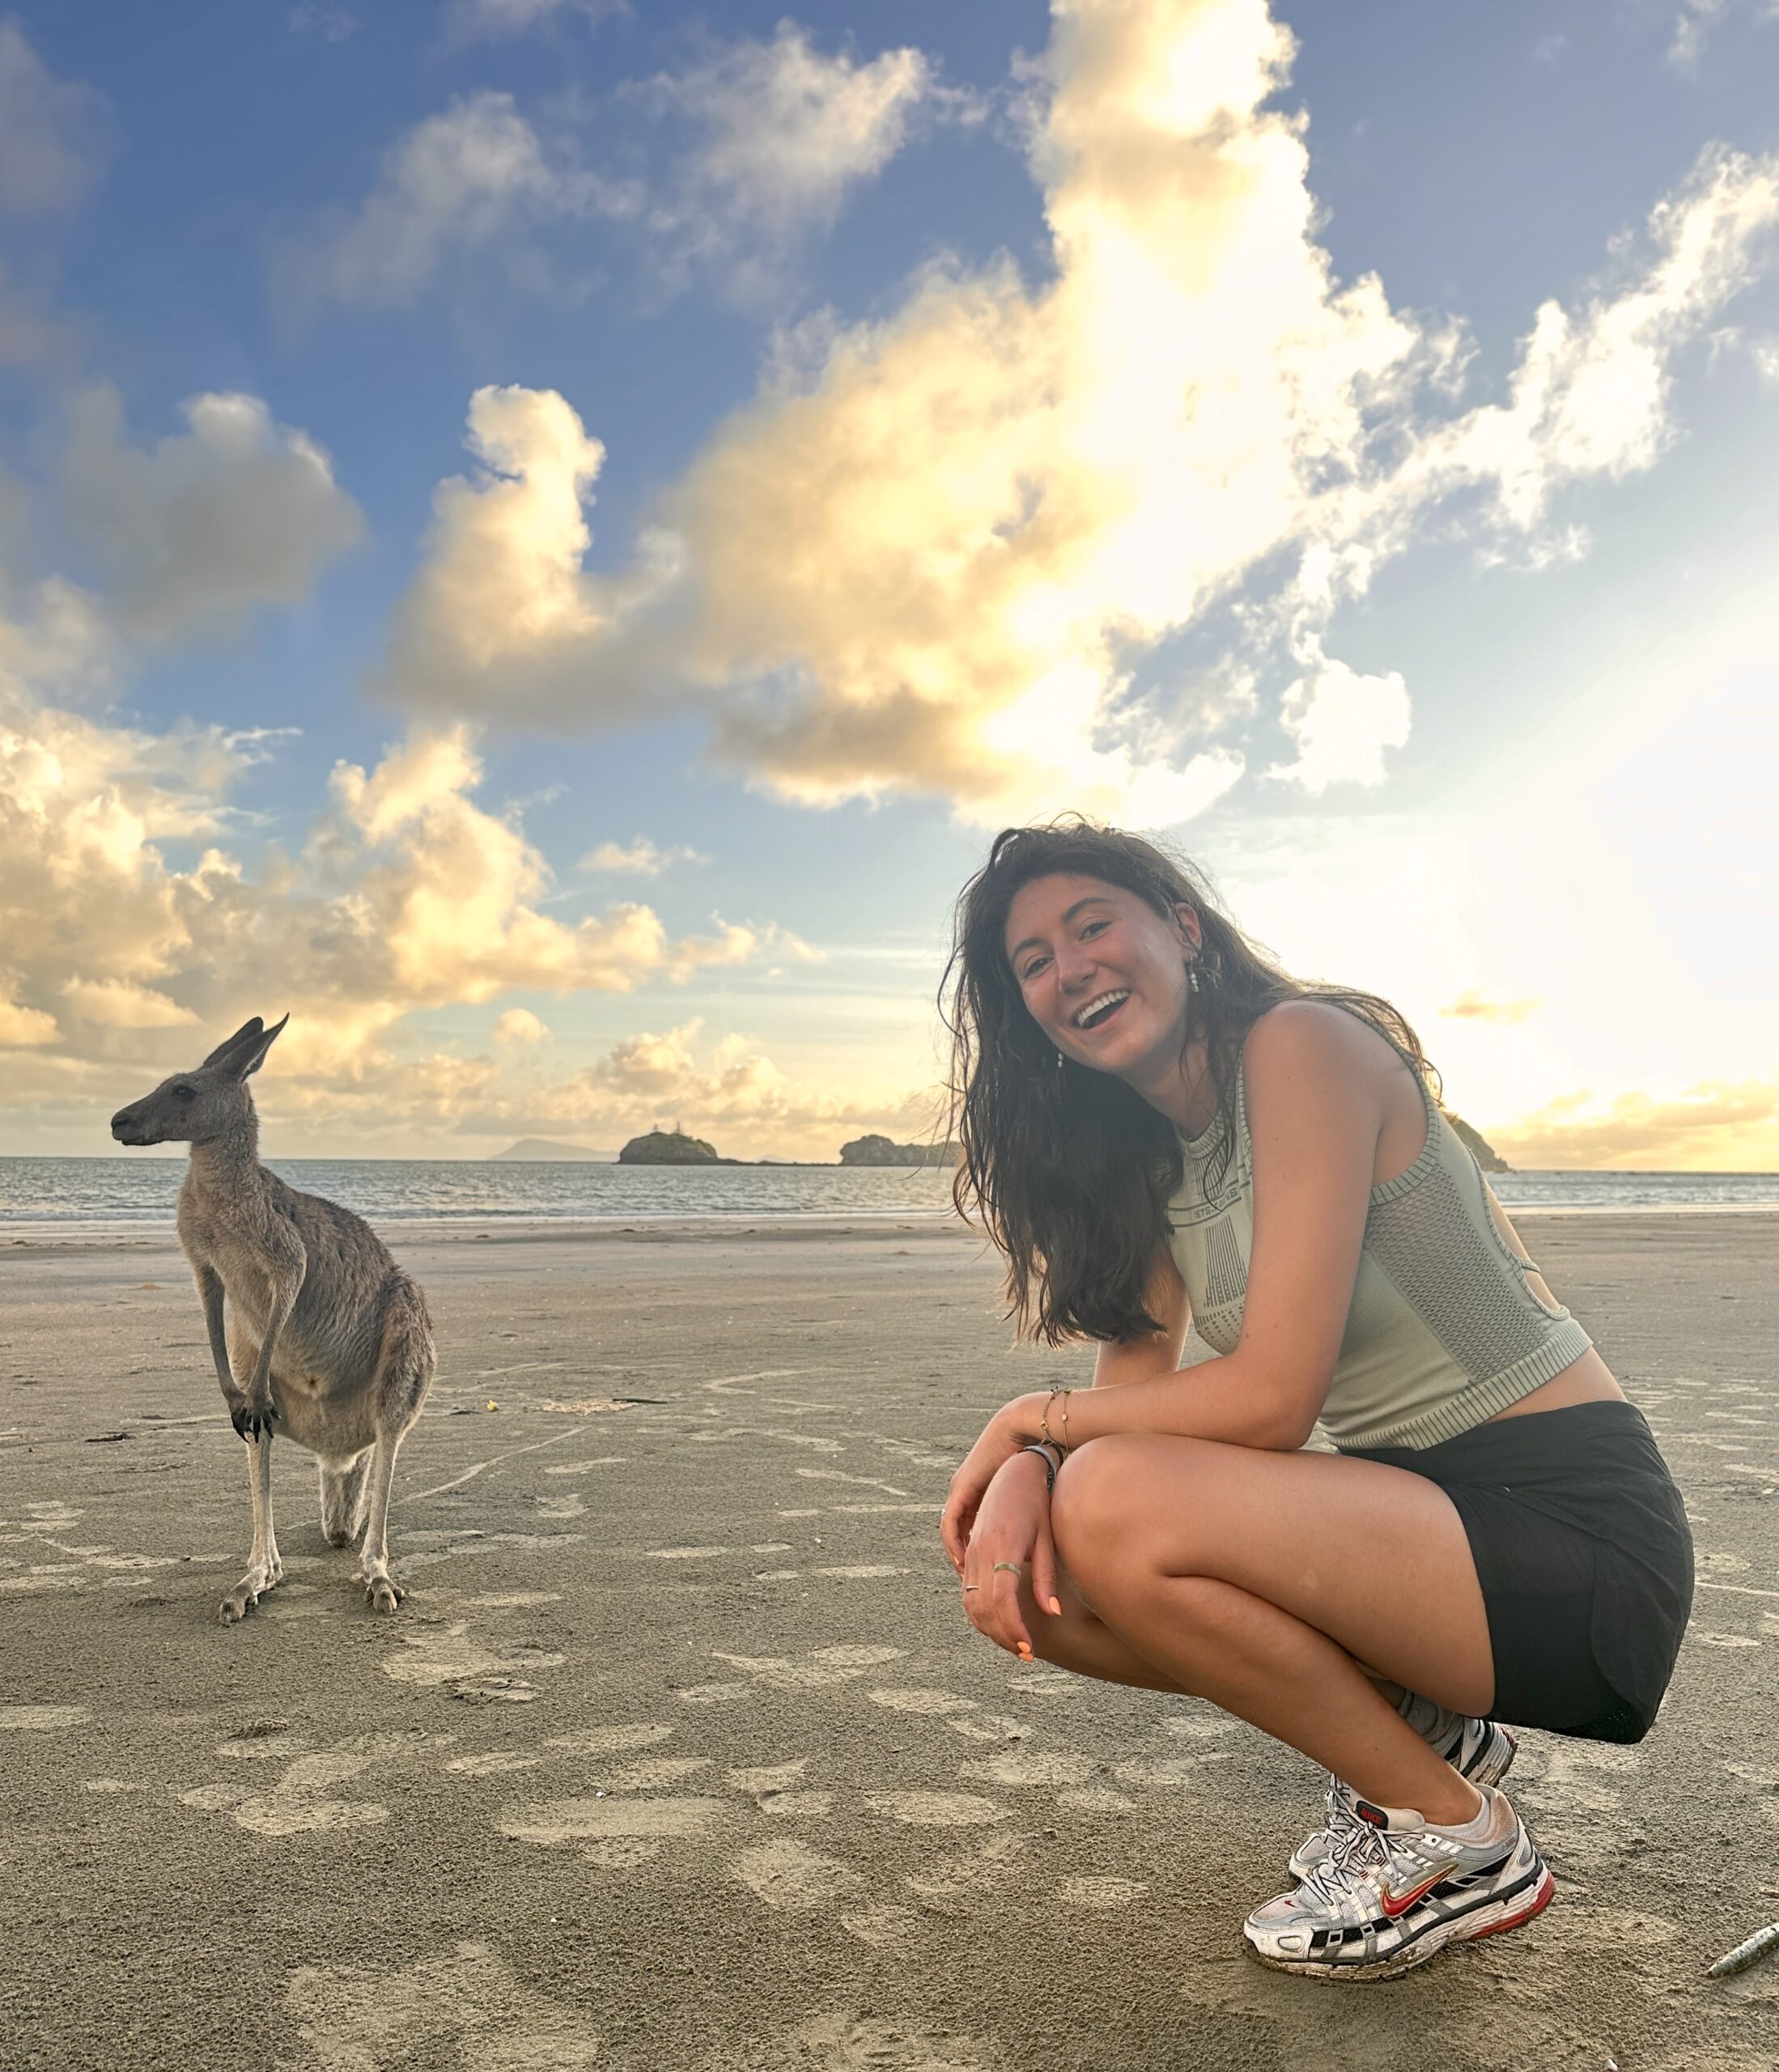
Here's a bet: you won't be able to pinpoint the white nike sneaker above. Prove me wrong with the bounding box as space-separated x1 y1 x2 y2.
1288 1705 1517 1883
1248 1785 1554 1982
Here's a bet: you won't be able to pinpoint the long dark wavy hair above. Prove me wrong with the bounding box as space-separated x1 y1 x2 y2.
941 818 1437 1347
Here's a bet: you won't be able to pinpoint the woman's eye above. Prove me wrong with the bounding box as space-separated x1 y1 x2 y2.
1081 919 1108 940
1021 957 1048 982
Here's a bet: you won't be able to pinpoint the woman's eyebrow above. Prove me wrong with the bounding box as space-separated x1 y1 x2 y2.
1008 897 1111 962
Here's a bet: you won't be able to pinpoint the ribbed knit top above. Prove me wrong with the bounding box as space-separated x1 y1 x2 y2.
1165 1046 1593 1452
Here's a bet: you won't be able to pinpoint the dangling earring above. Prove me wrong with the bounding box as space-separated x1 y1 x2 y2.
1187 959 1201 995
1055 1047 1065 1069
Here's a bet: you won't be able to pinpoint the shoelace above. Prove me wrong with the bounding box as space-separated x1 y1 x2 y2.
1314 1775 1364 1857
1300 1806 1395 1912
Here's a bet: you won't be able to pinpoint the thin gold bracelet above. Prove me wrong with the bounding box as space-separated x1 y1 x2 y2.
1039 1388 1063 1450
1058 1387 1072 1453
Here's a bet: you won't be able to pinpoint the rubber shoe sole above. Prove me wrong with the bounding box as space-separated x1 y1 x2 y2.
1286 1722 1519 1883
1246 1855 1556 1985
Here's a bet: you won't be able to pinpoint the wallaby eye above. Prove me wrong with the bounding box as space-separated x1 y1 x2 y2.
172 1085 197 1102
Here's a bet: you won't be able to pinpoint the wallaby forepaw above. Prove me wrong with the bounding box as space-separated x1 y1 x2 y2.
366 1575 404 1615
220 1584 257 1624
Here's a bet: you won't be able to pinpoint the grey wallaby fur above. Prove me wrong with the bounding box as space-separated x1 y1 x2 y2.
110 1015 434 1623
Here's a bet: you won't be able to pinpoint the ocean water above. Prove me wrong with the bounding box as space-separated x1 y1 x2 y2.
1 1157 1776 1236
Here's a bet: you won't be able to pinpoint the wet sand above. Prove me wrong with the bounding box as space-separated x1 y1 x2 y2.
1 1212 1775 2070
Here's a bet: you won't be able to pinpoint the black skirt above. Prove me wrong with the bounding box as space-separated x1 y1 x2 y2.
1343 1401 1694 1743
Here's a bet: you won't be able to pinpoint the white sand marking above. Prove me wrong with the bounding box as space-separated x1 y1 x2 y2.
1699 1579 1779 1599
728 1759 808 1793
184 1739 408 1836
285 1938 601 2070
541 1458 625 1475
761 1791 832 1817
546 1723 674 1756
783 2012 995 2070
961 1745 1103 1787
777 1508 822 1518
710 1645 903 1690
795 1467 913 1497
466 1592 562 1608
219 1729 312 1761
867 1791 1008 1828
1112 1752 1230 1785
905 1831 1027 1911
1003 1668 1079 1696
534 1492 584 1519
1699 1550 1752 1574
1696 1630 1762 1649
677 1684 747 1705
401 1426 584 1504
1058 1786 1135 1813
1161 1713 1238 1739
445 1752 541 1776
583 1837 661 1869
500 1795 728 1842
733 1836 862 1909
751 1541 795 1553
1 1704 92 1730
1059 1875 1146 1909
703 1369 807 1393
947 1716 1030 1744
647 1544 730 1559
0 1573 83 1594
755 1569 802 1579
867 1688 977 1717
828 1501 937 1514
383 1620 566 1692
839 1904 924 1949
814 1565 906 1579
82 1777 137 1794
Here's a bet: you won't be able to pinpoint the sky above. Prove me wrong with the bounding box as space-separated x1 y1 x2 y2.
2 0 1777 1167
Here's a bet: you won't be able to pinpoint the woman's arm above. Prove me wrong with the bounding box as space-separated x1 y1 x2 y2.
1091 1246 1190 1386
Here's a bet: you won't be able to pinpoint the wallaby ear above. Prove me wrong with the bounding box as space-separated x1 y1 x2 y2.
202 1017 264 1069
236 1013 291 1081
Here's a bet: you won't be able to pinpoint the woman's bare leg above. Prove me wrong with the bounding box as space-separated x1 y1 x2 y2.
992 1435 1497 1825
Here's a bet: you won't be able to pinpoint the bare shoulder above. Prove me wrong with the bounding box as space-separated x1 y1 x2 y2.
1242 999 1396 1085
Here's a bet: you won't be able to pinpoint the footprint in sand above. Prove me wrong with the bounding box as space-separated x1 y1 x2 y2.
0 1704 93 1731
285 1938 601 2070
768 2010 997 2071
677 1643 906 1704
181 1730 425 1836
384 1620 566 1702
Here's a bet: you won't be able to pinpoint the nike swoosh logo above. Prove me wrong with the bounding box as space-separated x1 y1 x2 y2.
1379 1869 1448 1918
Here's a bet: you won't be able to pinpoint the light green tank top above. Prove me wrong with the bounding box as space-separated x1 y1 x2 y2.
1165 1045 1593 1452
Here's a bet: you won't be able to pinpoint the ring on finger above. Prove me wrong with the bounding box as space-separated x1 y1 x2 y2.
991 1561 1022 1576
962 1583 981 1593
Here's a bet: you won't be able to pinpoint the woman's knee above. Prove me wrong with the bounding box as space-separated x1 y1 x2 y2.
1051 1433 1174 1591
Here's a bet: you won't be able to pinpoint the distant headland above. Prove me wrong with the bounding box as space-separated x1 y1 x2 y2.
490 1137 618 1162
838 1135 960 1167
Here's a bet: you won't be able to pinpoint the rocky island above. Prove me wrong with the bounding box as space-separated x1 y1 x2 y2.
839 1135 959 1168
618 1127 733 1165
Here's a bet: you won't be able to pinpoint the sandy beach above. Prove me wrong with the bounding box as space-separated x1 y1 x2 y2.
2 1212 1776 2071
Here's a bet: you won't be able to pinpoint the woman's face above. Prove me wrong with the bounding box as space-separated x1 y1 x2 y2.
1003 872 1200 1084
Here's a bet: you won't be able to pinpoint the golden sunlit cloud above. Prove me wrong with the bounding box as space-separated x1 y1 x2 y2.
383 0 1779 828
1441 991 1542 1025
1490 1075 1779 1171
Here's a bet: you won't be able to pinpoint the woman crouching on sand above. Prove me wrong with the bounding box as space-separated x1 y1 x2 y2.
938 820 1693 1981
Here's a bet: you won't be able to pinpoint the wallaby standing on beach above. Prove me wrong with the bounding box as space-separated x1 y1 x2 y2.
109 1015 434 1623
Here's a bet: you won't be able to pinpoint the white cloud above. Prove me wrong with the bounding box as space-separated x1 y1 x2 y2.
1667 0 1779 67
579 835 709 875
1269 653 1411 793
59 387 365 641
382 1 1779 829
0 669 783 1106
288 5 359 40
1441 991 1541 1025
278 91 582 313
629 23 956 298
1491 1073 1779 1170
492 1006 549 1044
441 0 618 45
0 20 113 217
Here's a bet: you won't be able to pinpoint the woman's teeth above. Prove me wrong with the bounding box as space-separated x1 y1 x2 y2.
1073 989 1130 1030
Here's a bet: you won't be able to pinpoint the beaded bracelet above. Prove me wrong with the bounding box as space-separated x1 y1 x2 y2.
1018 1440 1061 1492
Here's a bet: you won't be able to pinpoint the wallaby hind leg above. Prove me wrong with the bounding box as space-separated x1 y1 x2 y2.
221 1430 282 1624
359 1284 433 1614
317 1454 370 1548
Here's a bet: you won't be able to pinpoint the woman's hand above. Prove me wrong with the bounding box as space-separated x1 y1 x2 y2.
940 1391 1047 1575
953 1449 1061 1662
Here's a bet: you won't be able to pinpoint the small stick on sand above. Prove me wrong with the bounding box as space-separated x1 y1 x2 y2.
1706 1921 1779 1978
